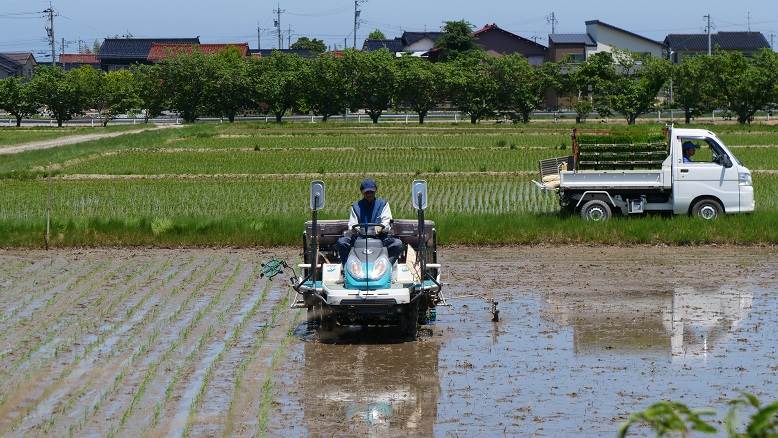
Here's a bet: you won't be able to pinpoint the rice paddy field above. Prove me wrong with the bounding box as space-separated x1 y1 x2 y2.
1 121 778 246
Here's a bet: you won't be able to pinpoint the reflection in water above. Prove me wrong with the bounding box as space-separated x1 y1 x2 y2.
302 333 440 436
544 286 753 358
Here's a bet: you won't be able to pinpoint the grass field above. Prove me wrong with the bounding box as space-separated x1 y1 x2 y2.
1 121 778 246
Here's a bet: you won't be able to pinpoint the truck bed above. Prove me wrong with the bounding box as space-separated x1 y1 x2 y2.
560 170 668 190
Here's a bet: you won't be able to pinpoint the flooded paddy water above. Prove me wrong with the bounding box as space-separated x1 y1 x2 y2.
0 246 776 436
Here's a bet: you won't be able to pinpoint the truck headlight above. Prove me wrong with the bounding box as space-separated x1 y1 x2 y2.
347 260 365 279
739 172 752 186
370 257 388 280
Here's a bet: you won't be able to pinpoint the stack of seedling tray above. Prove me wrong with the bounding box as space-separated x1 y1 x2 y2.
573 132 668 171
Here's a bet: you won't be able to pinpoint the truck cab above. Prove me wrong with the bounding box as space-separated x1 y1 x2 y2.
669 128 754 216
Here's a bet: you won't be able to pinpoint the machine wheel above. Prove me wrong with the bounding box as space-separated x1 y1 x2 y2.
580 199 612 222
400 302 419 339
691 199 723 220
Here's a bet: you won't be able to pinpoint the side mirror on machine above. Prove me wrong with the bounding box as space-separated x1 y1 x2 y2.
412 180 428 210
310 180 325 211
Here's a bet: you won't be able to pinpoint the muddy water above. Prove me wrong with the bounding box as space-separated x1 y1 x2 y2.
270 246 778 437
0 247 776 437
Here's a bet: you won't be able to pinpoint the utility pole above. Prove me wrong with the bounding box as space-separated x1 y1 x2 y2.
771 33 775 51
704 14 712 55
344 37 348 51
257 24 262 51
43 3 56 66
747 11 751 32
287 24 291 49
546 11 558 35
273 5 285 49
353 0 365 49
61 37 65 58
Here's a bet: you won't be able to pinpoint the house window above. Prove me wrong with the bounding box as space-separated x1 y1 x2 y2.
569 53 586 63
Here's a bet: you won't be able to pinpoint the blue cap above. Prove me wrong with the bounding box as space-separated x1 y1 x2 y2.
682 141 696 150
360 178 377 192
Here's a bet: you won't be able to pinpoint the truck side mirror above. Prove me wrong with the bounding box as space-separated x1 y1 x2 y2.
310 180 325 211
412 180 428 210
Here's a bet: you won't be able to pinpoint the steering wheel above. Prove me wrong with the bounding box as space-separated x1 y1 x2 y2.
351 223 386 236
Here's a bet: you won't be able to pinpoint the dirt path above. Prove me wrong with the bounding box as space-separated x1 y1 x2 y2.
0 124 180 155
0 246 776 437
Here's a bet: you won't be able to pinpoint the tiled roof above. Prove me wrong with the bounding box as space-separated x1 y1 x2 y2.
0 52 35 65
549 33 596 46
59 54 99 64
664 32 770 51
402 31 443 45
147 43 249 61
0 54 19 74
585 20 664 47
248 48 316 58
473 23 548 53
98 38 200 60
362 38 405 52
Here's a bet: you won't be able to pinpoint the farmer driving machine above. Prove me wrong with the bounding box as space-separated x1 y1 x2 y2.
291 180 444 339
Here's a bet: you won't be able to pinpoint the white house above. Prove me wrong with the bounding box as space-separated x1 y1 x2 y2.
585 20 665 58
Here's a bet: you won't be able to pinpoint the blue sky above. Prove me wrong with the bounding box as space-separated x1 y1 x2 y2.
2 0 776 61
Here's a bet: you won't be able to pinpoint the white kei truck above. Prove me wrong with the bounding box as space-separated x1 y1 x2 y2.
534 126 755 221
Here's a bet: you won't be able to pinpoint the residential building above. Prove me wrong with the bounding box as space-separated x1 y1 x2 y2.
248 48 316 58
147 43 249 62
98 37 200 70
584 20 665 58
59 53 100 71
473 24 547 64
362 31 442 56
547 33 596 63
0 52 37 79
664 32 771 63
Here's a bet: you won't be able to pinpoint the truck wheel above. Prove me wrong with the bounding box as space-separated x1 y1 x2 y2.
400 302 419 339
691 199 722 220
580 199 612 222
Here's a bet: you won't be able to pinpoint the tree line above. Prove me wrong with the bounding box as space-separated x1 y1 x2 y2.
1 45 777 127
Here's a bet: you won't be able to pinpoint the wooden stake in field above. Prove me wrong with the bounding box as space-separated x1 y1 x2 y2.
45 163 52 250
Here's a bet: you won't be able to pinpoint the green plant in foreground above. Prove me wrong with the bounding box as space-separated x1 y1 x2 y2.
618 401 716 437
620 393 778 438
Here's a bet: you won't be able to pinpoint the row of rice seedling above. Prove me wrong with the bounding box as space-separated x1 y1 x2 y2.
0 125 143 147
29 256 176 435
0 175 561 223
171 131 572 149
60 148 559 175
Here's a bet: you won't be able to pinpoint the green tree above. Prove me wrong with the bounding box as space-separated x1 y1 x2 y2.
672 55 716 124
291 37 327 54
445 54 498 124
132 64 166 123
436 20 480 61
29 66 86 127
367 29 386 40
303 54 347 121
0 77 38 127
711 49 778 124
565 52 618 123
492 54 558 123
160 50 211 123
204 48 250 122
95 70 141 126
251 51 304 123
394 56 445 123
342 49 396 124
606 50 671 125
